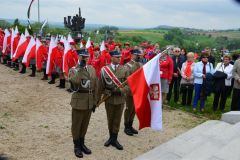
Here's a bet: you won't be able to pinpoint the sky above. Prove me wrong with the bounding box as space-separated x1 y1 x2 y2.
0 0 240 30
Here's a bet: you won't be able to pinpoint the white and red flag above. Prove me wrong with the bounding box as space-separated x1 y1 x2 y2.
11 26 20 58
2 29 11 54
46 37 57 75
127 53 162 131
22 37 36 67
12 34 29 62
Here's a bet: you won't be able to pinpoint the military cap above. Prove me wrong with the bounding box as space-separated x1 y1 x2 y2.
110 50 121 57
77 49 89 57
131 49 141 55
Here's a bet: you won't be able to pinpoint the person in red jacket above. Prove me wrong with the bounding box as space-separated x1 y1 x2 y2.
40 40 49 80
100 45 111 67
159 50 174 104
54 41 65 88
88 46 102 78
120 42 131 65
64 42 78 92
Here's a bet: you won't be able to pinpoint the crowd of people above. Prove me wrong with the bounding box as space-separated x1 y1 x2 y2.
1 27 240 158
1 27 240 112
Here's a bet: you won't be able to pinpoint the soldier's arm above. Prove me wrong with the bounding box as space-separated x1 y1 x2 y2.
69 66 83 86
121 66 131 95
98 69 105 100
93 68 100 105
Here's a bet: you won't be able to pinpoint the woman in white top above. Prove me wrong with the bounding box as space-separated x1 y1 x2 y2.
213 55 233 111
180 52 195 106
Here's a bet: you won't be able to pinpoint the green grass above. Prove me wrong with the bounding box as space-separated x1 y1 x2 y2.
167 93 232 120
208 31 240 39
119 31 164 43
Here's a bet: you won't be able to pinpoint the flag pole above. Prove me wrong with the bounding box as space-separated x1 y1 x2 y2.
38 0 40 23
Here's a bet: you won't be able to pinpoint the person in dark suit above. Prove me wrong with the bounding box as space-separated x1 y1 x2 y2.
167 47 185 103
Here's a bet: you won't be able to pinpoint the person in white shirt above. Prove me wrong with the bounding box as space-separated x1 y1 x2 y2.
213 55 233 111
193 52 215 112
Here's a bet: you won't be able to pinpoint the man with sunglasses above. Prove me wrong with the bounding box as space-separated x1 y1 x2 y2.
167 47 185 103
69 49 99 158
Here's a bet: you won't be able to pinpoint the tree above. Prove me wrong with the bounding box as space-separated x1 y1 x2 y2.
11 18 26 33
164 28 184 46
0 20 11 29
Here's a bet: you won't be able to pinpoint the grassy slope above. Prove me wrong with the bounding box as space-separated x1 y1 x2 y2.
119 30 164 43
207 31 240 39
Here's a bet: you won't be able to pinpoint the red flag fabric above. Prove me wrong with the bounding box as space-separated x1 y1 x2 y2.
2 29 11 55
127 53 163 131
22 37 36 67
12 34 30 61
0 30 4 52
46 37 57 75
12 34 20 58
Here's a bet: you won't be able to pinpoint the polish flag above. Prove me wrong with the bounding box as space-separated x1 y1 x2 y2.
63 36 72 76
127 53 162 131
11 26 20 58
46 37 57 75
2 29 11 54
22 37 36 67
35 38 48 70
12 34 28 62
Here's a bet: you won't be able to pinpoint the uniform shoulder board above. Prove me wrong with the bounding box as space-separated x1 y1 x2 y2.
126 63 133 68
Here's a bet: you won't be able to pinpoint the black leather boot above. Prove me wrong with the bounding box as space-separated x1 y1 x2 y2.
41 69 48 80
56 79 65 88
19 64 26 74
80 137 92 155
111 133 123 150
60 79 66 88
13 62 19 71
104 132 113 147
48 73 56 84
7 61 11 67
124 123 133 136
129 121 138 134
3 58 7 64
29 65 36 77
73 140 83 158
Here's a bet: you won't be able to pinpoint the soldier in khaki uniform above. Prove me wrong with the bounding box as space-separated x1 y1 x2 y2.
99 50 129 150
124 49 142 136
69 49 98 158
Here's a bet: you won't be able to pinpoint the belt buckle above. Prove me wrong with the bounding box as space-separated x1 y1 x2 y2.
89 89 93 94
